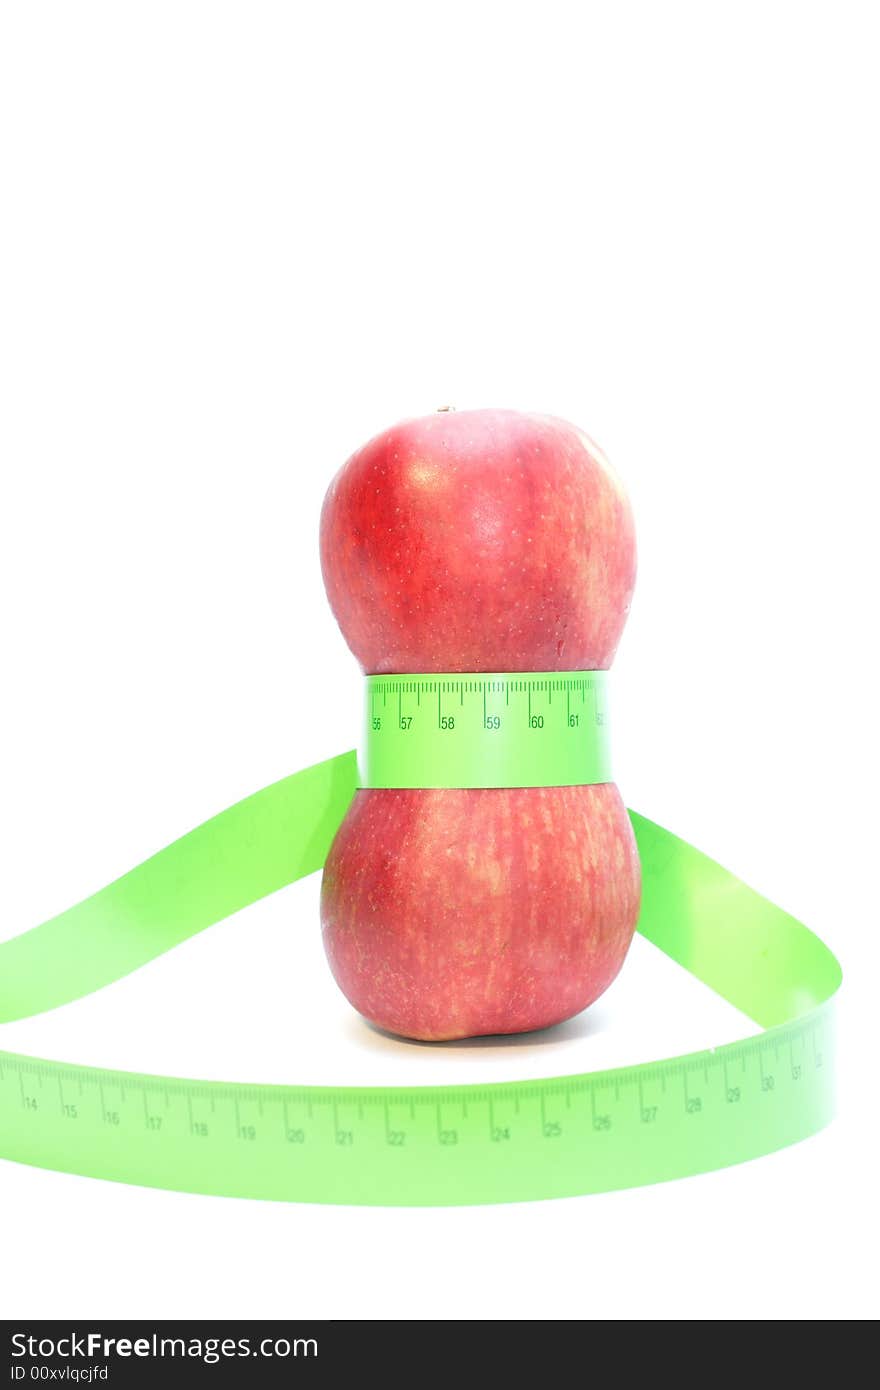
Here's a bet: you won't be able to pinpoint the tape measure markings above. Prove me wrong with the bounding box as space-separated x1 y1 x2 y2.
0 734 841 1205
0 1008 831 1205
361 672 611 788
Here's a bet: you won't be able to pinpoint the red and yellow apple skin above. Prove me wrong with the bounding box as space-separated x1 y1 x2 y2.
320 409 635 674
319 408 640 1041
323 785 640 1041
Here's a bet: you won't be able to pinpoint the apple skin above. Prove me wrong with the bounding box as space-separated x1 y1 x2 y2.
319 408 639 1041
320 409 636 673
322 785 640 1041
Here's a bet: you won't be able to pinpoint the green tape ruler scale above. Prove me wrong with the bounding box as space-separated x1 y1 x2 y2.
0 673 841 1206
361 672 611 787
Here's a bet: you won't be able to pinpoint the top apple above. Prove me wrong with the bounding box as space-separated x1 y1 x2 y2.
320 408 636 674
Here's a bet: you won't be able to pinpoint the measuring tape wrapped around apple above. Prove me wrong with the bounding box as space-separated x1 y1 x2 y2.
0 411 841 1205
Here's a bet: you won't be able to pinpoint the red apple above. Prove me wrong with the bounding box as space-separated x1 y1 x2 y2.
320 409 635 673
320 408 639 1041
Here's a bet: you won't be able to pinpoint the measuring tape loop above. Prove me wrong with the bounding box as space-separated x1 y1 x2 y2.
0 727 841 1204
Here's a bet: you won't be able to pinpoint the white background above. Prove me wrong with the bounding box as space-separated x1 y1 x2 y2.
1 1 877 1321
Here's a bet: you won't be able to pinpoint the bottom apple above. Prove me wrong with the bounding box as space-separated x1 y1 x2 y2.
320 784 641 1042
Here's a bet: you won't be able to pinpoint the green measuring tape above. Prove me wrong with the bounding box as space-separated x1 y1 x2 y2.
360 672 611 787
0 673 841 1206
